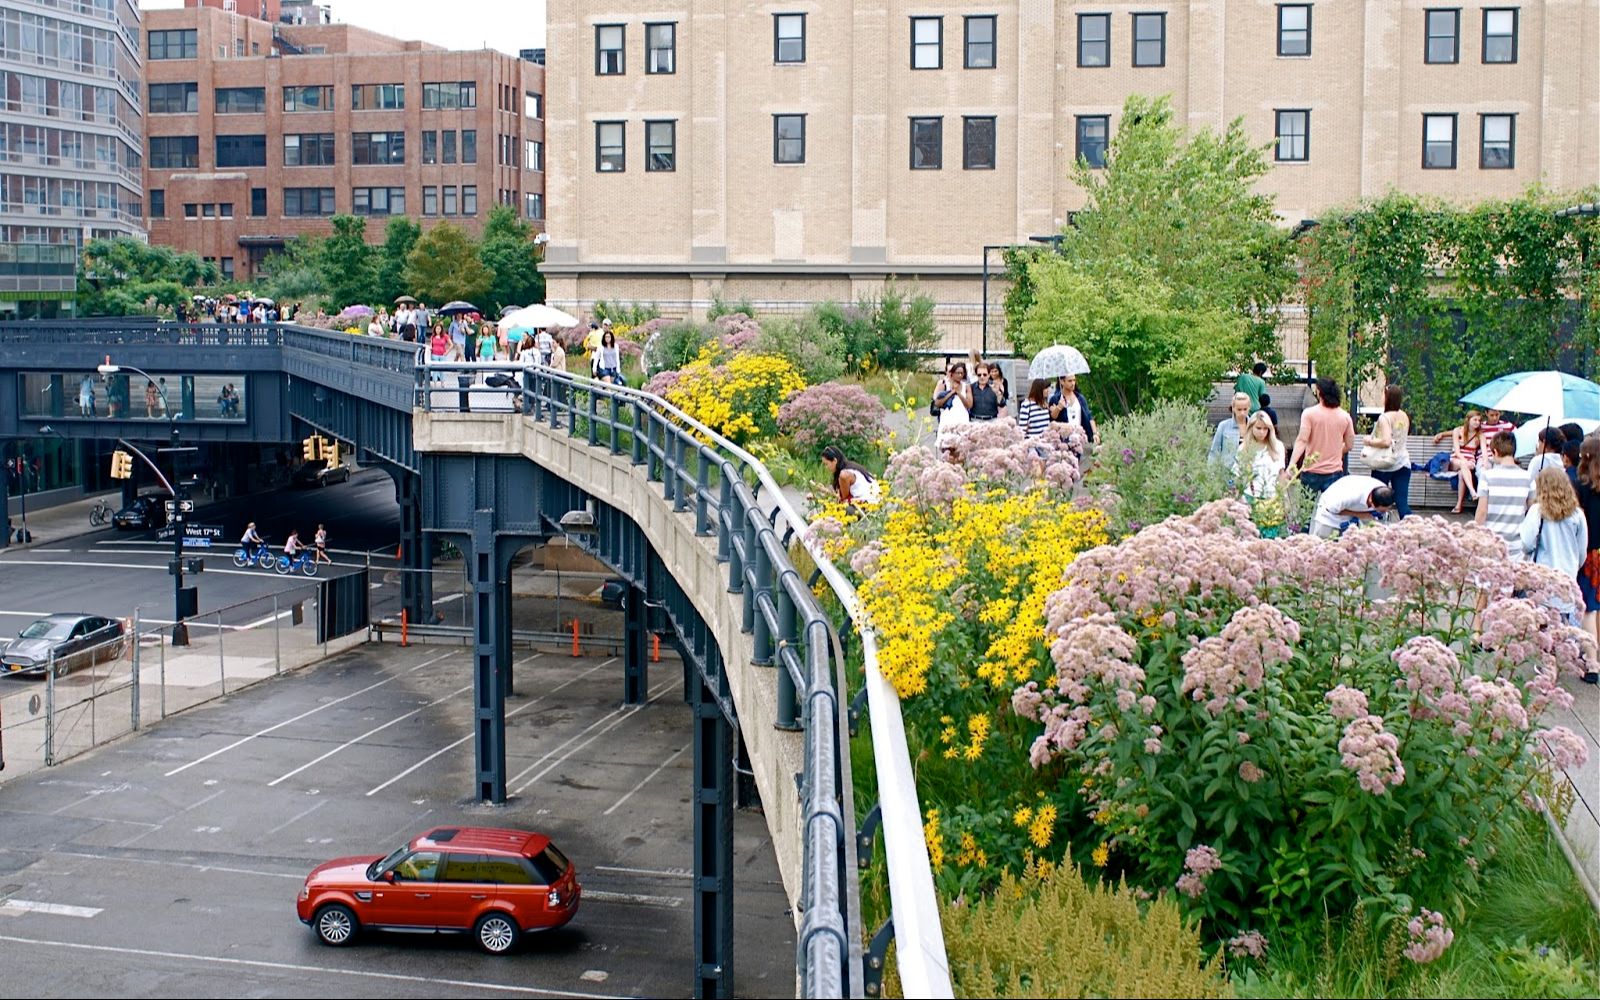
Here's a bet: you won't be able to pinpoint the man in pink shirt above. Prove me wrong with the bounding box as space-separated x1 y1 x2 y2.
1286 378 1356 497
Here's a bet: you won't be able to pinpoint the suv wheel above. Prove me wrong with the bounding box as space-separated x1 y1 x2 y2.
314 903 359 946
475 912 520 954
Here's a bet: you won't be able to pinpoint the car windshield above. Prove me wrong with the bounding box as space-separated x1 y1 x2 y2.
367 845 410 880
19 620 72 639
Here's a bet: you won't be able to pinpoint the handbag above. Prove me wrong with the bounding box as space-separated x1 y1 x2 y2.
1361 442 1401 471
929 382 944 417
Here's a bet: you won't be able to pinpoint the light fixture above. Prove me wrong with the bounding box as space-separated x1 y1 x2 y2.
559 509 596 534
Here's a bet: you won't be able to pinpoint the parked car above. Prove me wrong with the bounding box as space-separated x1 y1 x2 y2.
291 459 352 488
1 614 126 677
297 826 580 954
112 492 170 530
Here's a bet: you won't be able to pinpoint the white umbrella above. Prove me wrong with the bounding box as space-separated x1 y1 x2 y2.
1028 344 1090 380
1512 416 1598 459
499 304 578 331
1460 370 1600 422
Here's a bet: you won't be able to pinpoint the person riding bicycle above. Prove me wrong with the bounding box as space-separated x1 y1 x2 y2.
284 529 305 563
241 522 267 560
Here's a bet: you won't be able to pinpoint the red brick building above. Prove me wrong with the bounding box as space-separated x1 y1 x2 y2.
142 3 544 282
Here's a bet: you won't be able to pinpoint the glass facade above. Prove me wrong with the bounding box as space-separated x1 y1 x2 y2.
22 371 248 423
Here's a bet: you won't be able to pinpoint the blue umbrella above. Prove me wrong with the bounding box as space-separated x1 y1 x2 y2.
1460 370 1600 421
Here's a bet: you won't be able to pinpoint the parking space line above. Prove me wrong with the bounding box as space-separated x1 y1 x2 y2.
601 741 689 817
164 650 459 776
592 864 691 879
508 678 677 797
580 890 682 909
365 657 614 797
0 935 626 998
265 798 327 835
267 681 474 787
0 900 103 918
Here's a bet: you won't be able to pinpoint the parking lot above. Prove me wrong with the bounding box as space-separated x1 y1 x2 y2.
0 644 796 998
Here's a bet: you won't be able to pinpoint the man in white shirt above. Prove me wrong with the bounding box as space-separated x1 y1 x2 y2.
1311 475 1396 538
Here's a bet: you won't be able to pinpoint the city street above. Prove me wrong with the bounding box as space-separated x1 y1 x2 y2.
0 644 795 998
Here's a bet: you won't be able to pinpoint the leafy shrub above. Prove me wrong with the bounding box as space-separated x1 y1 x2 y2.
776 383 889 458
591 299 660 327
641 320 712 376
812 280 940 374
1086 402 1231 536
662 345 806 443
927 857 1232 999
708 294 756 320
755 314 847 384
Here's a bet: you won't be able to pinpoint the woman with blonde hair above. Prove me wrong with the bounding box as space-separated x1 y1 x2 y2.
1208 392 1252 465
1521 467 1589 627
1433 409 1483 513
1237 410 1285 500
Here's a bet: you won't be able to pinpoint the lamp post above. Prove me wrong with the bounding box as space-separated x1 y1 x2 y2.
99 362 194 646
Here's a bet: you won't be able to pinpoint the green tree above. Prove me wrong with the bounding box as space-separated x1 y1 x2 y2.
76 237 217 316
259 234 327 306
477 204 544 313
375 216 421 306
404 222 494 305
317 214 379 309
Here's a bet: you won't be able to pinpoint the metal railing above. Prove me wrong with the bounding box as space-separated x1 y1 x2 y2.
418 359 953 998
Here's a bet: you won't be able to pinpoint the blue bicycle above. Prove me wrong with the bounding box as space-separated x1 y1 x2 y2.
275 549 319 577
233 542 275 569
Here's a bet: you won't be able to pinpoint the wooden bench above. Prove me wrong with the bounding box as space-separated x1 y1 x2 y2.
1347 434 1465 510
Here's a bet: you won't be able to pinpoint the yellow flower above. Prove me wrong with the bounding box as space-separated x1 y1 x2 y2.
906 397 917 407
1092 842 1110 867
1028 803 1057 849
1013 806 1034 828
923 808 944 871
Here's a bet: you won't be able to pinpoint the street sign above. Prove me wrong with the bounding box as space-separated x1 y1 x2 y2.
157 523 224 546
163 499 196 514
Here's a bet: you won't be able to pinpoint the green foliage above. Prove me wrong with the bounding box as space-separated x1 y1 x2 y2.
1085 401 1232 535
318 214 379 310
374 217 421 306
592 299 661 327
640 320 712 376
77 237 216 316
259 235 327 306
1302 190 1600 430
404 221 493 305
925 860 1232 999
708 293 756 320
813 280 939 374
478 204 545 313
754 313 848 384
1009 94 1294 409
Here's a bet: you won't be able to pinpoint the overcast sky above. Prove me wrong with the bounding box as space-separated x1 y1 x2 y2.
141 0 548 56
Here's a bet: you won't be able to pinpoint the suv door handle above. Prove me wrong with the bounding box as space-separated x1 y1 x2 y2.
414 893 431 899
470 894 488 900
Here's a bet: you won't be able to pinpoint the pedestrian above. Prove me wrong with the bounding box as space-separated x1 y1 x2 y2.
1432 410 1483 513
1474 431 1531 559
1257 392 1279 436
1521 467 1588 630
1573 438 1600 680
536 326 556 366
1565 438 1583 488
1238 409 1285 508
821 445 881 506
1310 475 1395 539
1048 373 1098 446
1235 362 1268 413
366 313 384 338
592 329 623 383
1019 379 1052 438
1208 392 1251 465
969 363 1003 422
1562 422 1586 445
475 324 498 361
1480 407 1517 443
1527 426 1567 478
1286 377 1355 498
314 523 331 565
1363 384 1413 518
429 324 450 359
932 361 973 454
144 380 162 419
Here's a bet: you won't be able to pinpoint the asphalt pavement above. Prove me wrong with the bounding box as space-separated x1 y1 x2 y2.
0 643 796 998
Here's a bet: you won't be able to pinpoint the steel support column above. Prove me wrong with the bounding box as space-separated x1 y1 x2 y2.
623 583 649 705
693 649 735 999
397 472 430 625
469 511 509 803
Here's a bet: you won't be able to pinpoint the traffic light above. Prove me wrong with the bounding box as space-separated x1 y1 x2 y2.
302 436 319 462
326 441 339 467
110 450 133 480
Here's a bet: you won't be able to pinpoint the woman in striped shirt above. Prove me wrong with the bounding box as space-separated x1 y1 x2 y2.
1020 378 1052 438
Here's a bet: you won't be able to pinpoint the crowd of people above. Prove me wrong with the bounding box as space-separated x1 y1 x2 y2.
175 297 299 324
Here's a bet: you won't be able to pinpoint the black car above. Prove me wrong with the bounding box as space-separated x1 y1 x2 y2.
292 460 352 488
2 614 126 677
112 493 170 531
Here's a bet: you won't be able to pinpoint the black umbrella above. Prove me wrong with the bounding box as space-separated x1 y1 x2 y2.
439 300 479 316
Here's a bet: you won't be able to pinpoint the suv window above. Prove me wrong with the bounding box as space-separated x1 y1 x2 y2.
439 853 492 882
529 846 568 884
391 851 441 881
486 858 534 884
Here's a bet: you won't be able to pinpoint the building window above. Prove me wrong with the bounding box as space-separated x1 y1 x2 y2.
215 134 266 168
1275 109 1309 161
965 15 996 69
443 185 458 215
462 130 476 164
462 186 477 215
422 82 477 110
1426 9 1460 63
415 186 434 215
524 91 542 118
352 132 405 165
596 24 625 75
283 133 335 166
911 17 943 69
219 202 233 218
250 187 266 216
596 121 625 172
910 117 942 169
149 135 199 169
422 130 437 164
1482 8 1517 63
283 187 335 217
184 202 198 219
440 130 456 164
350 84 404 110
1132 12 1166 66
526 139 543 171
1480 113 1515 168
1076 115 1109 168
1423 113 1457 168
1078 13 1110 67
963 116 996 170
647 23 676 74
775 13 806 63
149 189 165 218
1277 4 1311 56
774 114 806 164
283 85 333 112
148 82 197 115
148 29 197 60
216 87 266 114
220 257 234 281
353 186 406 215
525 192 543 220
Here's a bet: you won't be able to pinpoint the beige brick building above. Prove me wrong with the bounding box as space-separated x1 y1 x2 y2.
142 2 544 283
542 0 1600 351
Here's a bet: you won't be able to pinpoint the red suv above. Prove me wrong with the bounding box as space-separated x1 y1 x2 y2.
297 826 581 954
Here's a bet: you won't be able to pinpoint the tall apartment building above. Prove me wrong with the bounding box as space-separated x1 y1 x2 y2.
0 0 146 318
142 3 545 283
543 0 1600 347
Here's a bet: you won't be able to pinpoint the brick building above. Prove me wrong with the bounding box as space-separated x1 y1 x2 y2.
142 2 544 282
542 0 1600 350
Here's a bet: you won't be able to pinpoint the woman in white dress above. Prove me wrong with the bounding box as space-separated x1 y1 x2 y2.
933 361 973 454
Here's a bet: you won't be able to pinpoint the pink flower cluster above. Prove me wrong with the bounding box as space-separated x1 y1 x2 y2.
713 312 761 352
1176 844 1223 898
1179 604 1302 715
642 368 682 398
1325 684 1369 721
1227 930 1269 959
1349 514 1514 604
1532 726 1591 771
776 382 889 454
1238 760 1265 783
1461 675 1530 739
895 416 1088 496
1391 636 1460 708
1480 596 1597 685
848 539 886 579
1403 909 1454 964
1338 715 1406 794
1050 613 1143 703
884 446 967 507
